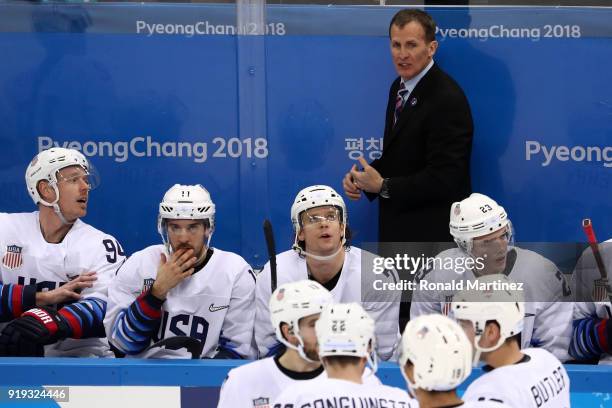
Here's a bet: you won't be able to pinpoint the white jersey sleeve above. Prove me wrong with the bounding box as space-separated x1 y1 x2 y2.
361 249 402 361
254 260 279 358
215 255 257 359
410 255 447 319
104 246 153 355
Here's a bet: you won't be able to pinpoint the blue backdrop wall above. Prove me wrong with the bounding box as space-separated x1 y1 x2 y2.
0 4 610 265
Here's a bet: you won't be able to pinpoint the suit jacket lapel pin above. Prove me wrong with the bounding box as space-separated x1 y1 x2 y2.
409 97 418 107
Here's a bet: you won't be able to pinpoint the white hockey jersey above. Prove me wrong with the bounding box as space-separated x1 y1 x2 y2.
571 240 612 364
272 377 418 408
0 212 124 357
217 356 381 408
463 348 570 408
104 244 256 358
255 247 401 360
410 247 573 361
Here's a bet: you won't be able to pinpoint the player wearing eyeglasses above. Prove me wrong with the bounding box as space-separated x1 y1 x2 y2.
255 185 400 361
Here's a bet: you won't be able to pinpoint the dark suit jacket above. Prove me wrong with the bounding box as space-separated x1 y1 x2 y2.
369 63 473 243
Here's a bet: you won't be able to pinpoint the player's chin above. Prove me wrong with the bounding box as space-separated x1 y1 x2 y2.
71 207 86 219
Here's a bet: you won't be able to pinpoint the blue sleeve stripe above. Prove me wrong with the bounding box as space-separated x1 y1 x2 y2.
111 297 161 354
111 311 149 354
572 318 605 361
120 318 148 342
82 298 106 321
127 306 151 332
119 319 148 343
132 299 157 322
70 303 93 326
6 285 13 315
115 325 148 354
0 283 4 318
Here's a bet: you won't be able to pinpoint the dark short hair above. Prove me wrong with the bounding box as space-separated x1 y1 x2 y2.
322 355 362 366
389 9 437 43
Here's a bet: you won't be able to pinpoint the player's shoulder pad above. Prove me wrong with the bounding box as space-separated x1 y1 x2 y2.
258 249 303 283
212 248 255 281
514 246 558 274
414 248 459 282
0 212 36 237
115 244 162 278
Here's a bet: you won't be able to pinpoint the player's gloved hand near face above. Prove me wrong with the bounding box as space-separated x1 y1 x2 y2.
0 306 72 357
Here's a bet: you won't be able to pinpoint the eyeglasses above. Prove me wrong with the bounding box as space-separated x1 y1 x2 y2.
57 173 91 187
302 210 340 226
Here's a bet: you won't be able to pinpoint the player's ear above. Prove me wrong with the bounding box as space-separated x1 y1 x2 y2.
37 180 55 202
484 321 501 345
280 322 294 341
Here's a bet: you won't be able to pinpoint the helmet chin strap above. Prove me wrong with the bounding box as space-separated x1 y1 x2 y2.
52 203 75 225
400 366 418 398
471 333 505 367
278 326 318 364
40 184 75 226
292 244 344 262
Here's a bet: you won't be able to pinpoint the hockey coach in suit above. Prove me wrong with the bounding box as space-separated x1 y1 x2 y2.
343 9 474 244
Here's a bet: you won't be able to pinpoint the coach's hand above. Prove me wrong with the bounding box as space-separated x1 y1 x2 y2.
0 306 71 356
342 166 362 201
151 249 196 300
350 157 384 194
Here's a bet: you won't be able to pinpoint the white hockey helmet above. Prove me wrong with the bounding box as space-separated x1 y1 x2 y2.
315 303 377 373
290 185 347 258
399 314 472 392
449 193 510 253
157 184 216 250
269 280 333 362
25 147 96 206
451 274 524 365
291 185 347 231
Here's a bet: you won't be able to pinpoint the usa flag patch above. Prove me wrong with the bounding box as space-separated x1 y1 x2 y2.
2 245 23 270
252 397 270 408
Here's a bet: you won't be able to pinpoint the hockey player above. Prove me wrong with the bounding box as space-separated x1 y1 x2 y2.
569 238 612 364
400 313 511 408
104 184 255 358
452 274 571 408
0 147 125 357
272 303 417 408
217 280 380 408
255 185 400 360
411 193 572 361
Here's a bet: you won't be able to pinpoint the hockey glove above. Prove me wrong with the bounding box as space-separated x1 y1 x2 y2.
0 306 71 356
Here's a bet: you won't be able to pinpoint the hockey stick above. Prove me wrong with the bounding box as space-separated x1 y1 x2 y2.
144 336 204 359
263 219 278 292
582 219 612 313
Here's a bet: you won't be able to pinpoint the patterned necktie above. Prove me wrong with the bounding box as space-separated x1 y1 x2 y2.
394 81 408 126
